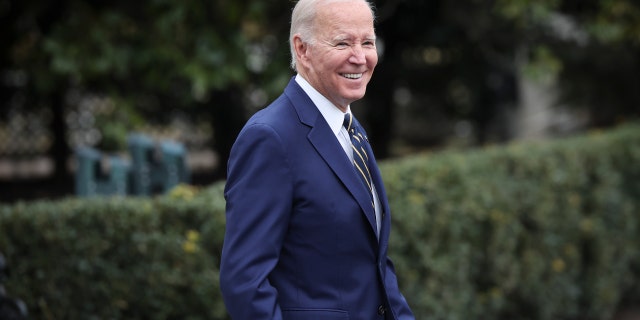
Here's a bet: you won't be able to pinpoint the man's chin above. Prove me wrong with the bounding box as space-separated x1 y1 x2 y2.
343 91 367 103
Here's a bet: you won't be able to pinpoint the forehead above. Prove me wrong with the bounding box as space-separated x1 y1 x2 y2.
315 1 375 37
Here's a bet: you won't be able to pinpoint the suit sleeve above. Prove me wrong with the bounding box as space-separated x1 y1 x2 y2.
220 123 292 320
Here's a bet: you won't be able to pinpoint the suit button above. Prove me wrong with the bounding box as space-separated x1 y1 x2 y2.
377 305 386 315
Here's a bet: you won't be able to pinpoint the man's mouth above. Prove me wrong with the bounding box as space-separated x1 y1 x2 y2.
341 73 363 79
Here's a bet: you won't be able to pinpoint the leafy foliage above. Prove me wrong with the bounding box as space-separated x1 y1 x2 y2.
382 122 640 319
0 184 228 319
3 0 639 157
1 123 639 319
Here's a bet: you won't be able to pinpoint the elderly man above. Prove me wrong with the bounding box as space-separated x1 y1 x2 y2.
219 0 415 319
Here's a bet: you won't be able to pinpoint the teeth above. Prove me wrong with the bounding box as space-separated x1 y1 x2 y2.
342 73 363 79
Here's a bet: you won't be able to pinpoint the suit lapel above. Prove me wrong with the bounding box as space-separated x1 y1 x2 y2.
368 152 390 246
284 79 378 234
308 118 378 229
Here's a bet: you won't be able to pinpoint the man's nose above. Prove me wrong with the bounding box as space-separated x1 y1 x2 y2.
348 45 367 64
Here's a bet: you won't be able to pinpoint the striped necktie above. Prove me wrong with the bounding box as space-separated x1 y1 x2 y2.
343 113 374 208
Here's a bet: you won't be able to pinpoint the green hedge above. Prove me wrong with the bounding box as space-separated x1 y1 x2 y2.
1 123 639 319
383 123 640 319
0 185 228 319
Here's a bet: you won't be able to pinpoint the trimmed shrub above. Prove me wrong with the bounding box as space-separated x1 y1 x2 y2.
0 184 228 319
0 123 638 319
383 123 640 319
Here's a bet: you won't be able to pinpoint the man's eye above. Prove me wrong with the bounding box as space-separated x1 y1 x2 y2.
336 42 349 47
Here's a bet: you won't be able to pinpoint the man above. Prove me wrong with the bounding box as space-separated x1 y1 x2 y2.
219 0 415 319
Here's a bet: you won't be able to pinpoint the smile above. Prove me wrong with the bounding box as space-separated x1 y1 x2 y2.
341 73 363 79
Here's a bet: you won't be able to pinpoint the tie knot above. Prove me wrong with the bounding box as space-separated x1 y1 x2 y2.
343 113 354 132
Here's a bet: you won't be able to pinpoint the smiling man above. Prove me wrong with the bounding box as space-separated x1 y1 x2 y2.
219 0 415 319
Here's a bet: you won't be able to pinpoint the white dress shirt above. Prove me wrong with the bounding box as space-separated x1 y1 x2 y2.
295 75 382 236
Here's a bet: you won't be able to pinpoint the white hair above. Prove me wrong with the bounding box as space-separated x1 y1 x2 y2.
289 0 375 71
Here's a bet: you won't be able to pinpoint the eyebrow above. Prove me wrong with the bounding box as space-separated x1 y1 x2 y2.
331 35 377 42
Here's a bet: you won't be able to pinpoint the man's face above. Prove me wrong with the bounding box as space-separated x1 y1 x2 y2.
296 1 378 111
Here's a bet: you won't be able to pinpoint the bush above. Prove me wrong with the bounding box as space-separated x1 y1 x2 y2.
0 123 638 319
0 184 228 319
382 123 640 319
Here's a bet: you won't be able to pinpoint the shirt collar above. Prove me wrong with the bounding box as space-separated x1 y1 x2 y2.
295 74 350 136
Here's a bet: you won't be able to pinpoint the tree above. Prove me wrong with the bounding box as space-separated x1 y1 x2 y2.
488 0 640 127
2 0 293 182
2 0 638 193
361 0 639 156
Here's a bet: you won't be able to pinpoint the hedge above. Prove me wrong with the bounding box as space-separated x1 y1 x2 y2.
383 123 640 319
1 123 639 319
0 185 228 319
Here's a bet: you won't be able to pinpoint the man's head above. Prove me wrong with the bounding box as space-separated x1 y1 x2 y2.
290 0 378 111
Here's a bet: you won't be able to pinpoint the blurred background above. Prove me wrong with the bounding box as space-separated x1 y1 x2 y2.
1 0 639 203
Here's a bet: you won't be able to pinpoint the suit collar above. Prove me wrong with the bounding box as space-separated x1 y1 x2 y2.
284 77 316 127
294 75 350 137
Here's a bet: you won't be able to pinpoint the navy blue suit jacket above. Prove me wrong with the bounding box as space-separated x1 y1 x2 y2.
220 78 414 320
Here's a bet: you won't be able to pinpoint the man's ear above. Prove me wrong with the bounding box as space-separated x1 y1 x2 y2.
293 35 309 67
